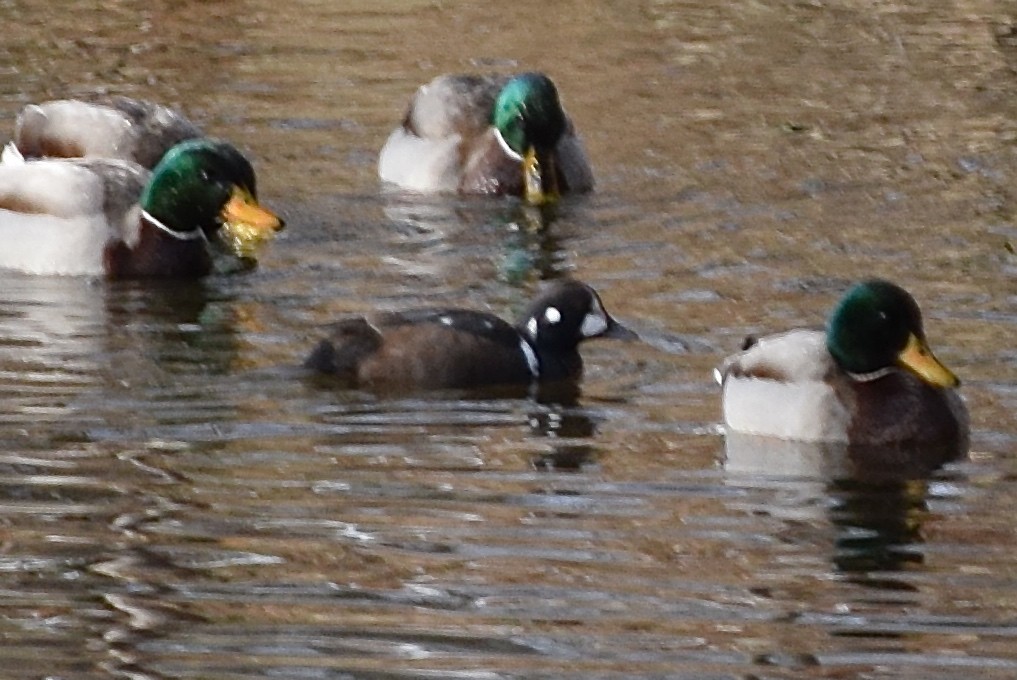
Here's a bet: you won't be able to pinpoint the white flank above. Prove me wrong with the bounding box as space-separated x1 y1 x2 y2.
0 160 114 275
721 374 851 443
378 127 462 193
0 213 110 276
718 329 852 442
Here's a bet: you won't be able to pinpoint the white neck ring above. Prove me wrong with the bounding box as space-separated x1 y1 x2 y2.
141 210 207 242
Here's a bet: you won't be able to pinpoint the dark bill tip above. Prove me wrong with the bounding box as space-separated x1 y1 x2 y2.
603 319 640 341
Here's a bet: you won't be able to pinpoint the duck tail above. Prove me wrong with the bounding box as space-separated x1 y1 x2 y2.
1 141 25 165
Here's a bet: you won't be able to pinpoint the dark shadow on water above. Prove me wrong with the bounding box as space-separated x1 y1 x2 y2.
828 477 931 581
527 382 599 472
530 444 598 471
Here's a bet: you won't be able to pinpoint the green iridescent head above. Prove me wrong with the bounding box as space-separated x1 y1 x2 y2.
140 138 283 253
492 73 567 156
826 279 958 387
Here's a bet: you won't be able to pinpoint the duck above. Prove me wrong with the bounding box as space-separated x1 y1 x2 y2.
715 279 969 447
304 279 635 391
9 96 202 169
378 72 594 204
0 138 284 278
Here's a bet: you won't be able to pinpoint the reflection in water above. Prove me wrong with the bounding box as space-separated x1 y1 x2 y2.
3 0 1017 677
500 203 567 285
723 433 962 669
0 276 110 445
0 279 102 358
0 274 260 680
528 386 599 471
829 478 929 580
82 281 255 442
723 431 966 484
723 432 962 578
531 443 597 471
382 193 571 284
0 272 247 404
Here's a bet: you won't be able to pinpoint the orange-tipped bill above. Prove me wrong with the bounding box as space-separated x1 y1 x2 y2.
220 186 285 258
522 147 560 206
898 333 960 388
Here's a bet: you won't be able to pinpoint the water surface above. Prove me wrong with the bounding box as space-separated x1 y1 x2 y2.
1 0 1017 678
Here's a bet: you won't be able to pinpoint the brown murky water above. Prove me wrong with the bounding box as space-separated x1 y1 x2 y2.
1 0 1017 678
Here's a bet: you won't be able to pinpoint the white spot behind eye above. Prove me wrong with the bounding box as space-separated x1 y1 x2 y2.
579 295 610 337
439 315 453 326
580 311 609 337
544 307 562 324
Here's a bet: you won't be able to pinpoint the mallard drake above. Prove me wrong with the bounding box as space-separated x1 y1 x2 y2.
715 279 968 446
0 138 283 278
10 96 202 169
378 72 594 204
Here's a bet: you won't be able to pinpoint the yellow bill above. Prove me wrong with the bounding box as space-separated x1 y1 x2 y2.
220 186 285 258
898 333 960 388
523 147 560 206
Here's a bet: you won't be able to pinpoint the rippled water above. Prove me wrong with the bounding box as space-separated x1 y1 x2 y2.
1 0 1017 678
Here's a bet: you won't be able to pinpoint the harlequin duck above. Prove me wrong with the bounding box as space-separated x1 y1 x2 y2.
305 279 635 390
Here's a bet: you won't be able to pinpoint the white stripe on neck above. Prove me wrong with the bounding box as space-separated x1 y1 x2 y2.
141 210 207 242
519 338 540 378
